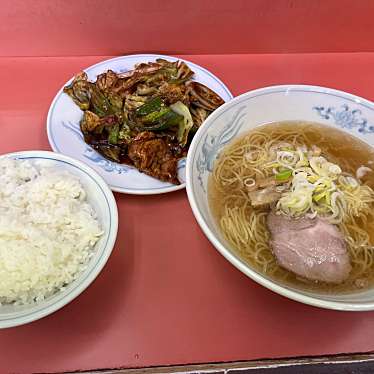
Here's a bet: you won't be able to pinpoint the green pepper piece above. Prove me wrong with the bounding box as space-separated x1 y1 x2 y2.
90 85 112 117
142 108 170 124
136 97 163 116
275 169 293 181
108 124 119 144
142 110 183 131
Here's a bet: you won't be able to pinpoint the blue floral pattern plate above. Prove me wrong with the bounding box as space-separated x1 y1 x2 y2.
47 54 233 195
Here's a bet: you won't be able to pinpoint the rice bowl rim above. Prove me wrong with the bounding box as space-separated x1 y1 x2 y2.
0 150 118 328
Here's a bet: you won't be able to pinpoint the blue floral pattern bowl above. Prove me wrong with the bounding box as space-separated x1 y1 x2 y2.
186 85 374 311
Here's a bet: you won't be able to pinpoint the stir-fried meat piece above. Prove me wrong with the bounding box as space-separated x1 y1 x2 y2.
128 132 179 184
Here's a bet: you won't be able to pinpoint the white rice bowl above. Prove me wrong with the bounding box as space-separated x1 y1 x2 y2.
0 158 103 304
0 151 118 328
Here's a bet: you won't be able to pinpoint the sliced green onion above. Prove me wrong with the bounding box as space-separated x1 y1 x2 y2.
275 169 292 181
313 192 326 202
325 191 331 204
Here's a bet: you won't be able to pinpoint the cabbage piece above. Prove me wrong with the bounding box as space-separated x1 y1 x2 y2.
96 70 118 91
63 72 91 110
80 110 101 134
170 101 193 146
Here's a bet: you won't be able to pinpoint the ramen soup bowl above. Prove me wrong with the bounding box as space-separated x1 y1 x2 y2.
186 85 374 311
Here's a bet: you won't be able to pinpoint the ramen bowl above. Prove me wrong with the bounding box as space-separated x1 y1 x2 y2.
186 84 374 311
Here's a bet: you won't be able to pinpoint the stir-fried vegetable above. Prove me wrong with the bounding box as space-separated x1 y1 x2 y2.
136 97 163 116
141 108 170 124
63 59 225 184
170 101 194 146
142 109 183 131
108 124 119 144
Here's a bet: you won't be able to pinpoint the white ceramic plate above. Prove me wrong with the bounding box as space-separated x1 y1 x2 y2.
47 54 233 195
0 151 118 328
186 84 374 311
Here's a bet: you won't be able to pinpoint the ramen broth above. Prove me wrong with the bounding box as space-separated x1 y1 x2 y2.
209 121 374 293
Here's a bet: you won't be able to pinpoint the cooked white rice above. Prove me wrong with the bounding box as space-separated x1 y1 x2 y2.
0 158 103 305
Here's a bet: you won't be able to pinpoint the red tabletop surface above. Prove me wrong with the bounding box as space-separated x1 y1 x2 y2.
1 53 374 373
2 0 374 56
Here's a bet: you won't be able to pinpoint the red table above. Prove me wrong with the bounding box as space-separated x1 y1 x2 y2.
2 53 374 373
2 0 374 372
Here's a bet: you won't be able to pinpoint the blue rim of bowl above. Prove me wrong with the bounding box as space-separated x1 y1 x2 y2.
46 54 234 195
186 84 374 311
0 151 118 328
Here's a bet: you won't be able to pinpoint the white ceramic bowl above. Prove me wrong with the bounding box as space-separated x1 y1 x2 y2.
186 85 374 311
0 151 118 328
